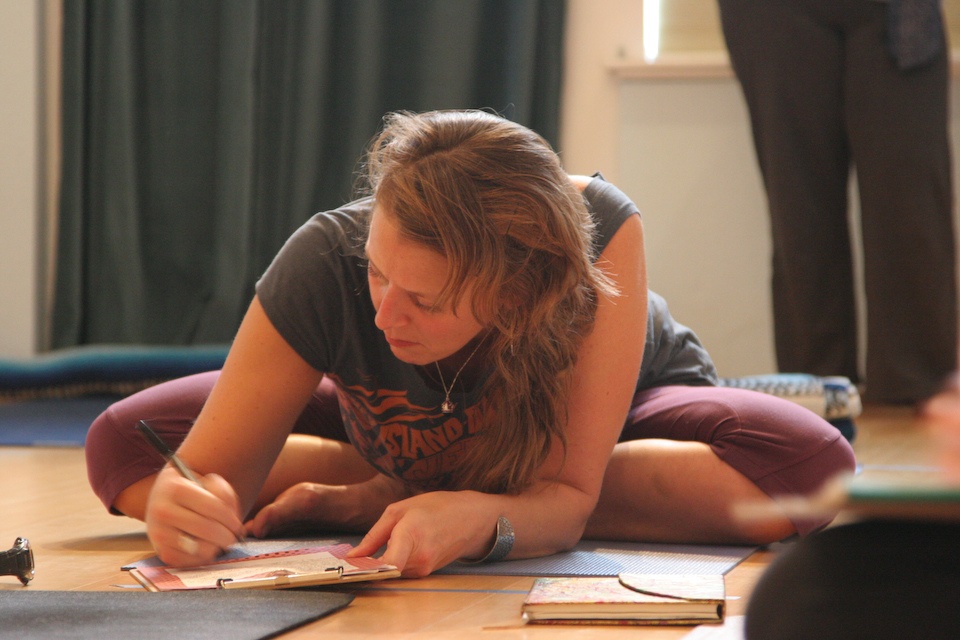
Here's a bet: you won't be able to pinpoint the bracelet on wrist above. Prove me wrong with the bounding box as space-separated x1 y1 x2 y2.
460 515 514 564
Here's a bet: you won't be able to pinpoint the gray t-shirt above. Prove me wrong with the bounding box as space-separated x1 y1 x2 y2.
256 177 716 489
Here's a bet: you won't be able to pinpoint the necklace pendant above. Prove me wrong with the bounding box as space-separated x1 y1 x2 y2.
440 398 455 414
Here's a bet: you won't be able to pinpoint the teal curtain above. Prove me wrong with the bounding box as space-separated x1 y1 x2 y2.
53 0 566 347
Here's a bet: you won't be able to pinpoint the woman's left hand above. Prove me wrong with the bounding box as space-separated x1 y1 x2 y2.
348 490 499 577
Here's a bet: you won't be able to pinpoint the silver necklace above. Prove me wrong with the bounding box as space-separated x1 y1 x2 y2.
434 336 486 414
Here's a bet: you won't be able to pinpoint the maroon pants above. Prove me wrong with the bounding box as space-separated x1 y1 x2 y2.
86 371 855 535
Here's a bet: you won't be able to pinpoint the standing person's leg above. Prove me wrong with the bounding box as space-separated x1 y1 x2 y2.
586 385 856 543
718 0 858 380
844 3 957 403
745 520 960 640
85 371 348 518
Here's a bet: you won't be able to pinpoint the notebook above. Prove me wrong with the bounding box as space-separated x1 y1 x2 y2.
128 543 399 591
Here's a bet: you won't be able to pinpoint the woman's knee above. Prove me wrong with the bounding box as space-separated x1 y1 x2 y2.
703 389 856 534
84 372 219 514
702 389 856 488
626 385 856 533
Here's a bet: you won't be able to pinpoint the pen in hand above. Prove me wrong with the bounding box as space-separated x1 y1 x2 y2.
136 420 201 484
136 420 245 547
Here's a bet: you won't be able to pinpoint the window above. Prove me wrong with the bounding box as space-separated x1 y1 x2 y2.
644 0 725 60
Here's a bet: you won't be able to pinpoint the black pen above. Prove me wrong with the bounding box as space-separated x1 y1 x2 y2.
136 420 201 485
136 420 246 547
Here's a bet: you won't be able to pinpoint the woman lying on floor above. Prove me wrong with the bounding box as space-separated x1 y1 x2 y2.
86 110 856 576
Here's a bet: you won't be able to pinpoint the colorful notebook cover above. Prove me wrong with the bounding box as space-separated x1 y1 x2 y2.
521 573 725 625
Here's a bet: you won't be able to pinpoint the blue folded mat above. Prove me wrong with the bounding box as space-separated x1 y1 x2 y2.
0 344 229 401
0 345 229 446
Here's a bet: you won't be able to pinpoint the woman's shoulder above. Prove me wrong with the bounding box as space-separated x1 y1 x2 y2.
297 196 375 248
582 174 639 218
257 197 373 276
256 197 376 374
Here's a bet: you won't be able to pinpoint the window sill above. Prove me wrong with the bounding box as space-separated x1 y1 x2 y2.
608 51 732 80
610 49 960 80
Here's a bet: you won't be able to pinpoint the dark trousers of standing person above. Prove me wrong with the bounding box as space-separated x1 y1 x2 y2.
745 520 960 639
718 0 958 404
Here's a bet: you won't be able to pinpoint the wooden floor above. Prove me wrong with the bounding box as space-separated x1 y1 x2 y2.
0 405 934 638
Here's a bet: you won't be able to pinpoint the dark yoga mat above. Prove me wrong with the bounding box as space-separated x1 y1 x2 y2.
0 589 354 640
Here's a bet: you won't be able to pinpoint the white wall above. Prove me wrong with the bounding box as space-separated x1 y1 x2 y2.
616 78 775 376
560 0 643 186
0 1 42 358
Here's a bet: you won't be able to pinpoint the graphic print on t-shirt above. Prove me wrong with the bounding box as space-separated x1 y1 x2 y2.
329 374 491 490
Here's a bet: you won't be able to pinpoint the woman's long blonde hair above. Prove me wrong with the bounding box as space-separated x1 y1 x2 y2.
362 110 617 494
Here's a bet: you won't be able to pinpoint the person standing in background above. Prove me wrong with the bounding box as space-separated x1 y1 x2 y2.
717 0 957 404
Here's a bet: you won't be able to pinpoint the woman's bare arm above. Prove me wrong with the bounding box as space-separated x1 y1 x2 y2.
143 296 325 565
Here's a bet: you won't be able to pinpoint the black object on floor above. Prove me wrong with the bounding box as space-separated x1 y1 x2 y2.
0 589 354 640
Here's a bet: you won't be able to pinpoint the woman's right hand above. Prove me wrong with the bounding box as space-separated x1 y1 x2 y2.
144 465 247 567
